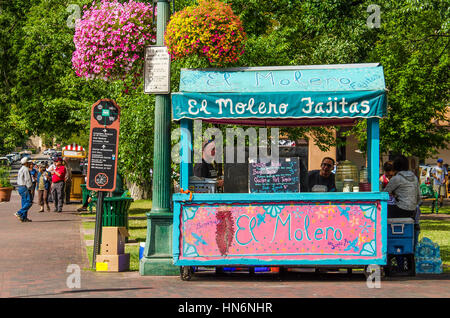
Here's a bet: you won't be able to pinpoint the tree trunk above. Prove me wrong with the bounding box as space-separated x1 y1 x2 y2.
125 178 152 200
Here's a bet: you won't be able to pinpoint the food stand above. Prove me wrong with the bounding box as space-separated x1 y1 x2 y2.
171 64 389 279
62 143 87 201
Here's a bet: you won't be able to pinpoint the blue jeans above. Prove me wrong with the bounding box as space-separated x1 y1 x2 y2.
17 186 32 219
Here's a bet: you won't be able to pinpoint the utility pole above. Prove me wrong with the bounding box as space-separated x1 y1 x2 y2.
140 0 178 276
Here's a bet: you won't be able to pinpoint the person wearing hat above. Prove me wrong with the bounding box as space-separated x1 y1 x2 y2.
14 157 33 222
50 157 66 212
431 158 448 208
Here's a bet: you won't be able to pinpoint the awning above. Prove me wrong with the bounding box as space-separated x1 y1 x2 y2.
171 64 387 125
64 143 85 151
62 143 86 158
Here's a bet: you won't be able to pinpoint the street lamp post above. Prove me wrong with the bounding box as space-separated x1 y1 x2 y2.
140 0 178 276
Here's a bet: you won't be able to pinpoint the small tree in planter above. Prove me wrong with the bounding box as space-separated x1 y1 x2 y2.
0 167 13 202
72 0 156 86
165 0 247 67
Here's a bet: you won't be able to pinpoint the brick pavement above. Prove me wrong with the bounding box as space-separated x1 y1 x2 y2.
1 191 449 298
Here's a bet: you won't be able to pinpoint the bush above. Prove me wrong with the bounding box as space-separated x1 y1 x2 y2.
0 167 12 188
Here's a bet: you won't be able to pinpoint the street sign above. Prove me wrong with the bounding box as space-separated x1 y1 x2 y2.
86 99 120 192
144 46 171 94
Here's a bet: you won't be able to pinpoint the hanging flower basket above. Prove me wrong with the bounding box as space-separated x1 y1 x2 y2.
72 0 156 81
165 0 247 67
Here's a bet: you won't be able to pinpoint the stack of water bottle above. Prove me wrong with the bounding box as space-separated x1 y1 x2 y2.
415 237 443 274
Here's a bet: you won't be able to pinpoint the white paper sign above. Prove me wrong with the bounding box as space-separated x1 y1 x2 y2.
144 46 171 94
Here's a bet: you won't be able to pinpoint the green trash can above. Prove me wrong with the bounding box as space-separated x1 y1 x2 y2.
101 197 134 229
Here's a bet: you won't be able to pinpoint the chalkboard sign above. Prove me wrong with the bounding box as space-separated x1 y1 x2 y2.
249 157 300 193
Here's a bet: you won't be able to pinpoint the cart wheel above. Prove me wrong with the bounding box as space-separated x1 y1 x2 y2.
180 266 193 281
215 266 225 276
248 267 255 276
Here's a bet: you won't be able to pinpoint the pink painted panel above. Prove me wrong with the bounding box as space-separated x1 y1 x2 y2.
179 202 383 262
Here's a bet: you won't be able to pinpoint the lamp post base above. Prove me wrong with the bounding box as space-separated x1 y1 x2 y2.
139 257 179 276
139 212 178 276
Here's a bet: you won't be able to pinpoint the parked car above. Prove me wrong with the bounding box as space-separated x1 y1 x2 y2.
51 152 62 161
6 152 20 163
44 148 56 156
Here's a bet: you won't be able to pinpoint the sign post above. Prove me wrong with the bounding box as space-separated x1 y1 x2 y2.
87 99 121 269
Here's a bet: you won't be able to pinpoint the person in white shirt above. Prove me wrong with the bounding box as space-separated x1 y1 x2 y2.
15 157 33 222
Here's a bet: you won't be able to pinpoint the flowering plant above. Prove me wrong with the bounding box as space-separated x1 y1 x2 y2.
72 0 156 81
165 0 247 66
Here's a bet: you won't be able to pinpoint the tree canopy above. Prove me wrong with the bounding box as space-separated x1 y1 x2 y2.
0 0 448 197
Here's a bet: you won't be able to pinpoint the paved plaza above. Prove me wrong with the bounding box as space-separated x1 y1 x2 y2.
1 192 449 299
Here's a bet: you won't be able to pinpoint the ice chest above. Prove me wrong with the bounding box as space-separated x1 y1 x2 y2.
387 218 414 255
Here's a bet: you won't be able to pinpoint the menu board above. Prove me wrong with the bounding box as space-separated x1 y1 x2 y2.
249 157 300 193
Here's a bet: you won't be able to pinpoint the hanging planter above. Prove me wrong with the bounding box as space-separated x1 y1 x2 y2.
72 0 156 82
165 0 247 67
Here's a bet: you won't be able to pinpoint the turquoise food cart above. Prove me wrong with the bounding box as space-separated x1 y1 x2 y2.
171 64 389 280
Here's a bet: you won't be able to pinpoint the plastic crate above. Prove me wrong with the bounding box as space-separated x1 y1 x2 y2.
416 259 442 274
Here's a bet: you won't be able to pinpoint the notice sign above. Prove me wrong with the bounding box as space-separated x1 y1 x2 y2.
144 46 171 94
87 99 120 191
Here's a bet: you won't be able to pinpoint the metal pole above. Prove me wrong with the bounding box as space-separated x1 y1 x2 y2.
140 0 178 275
92 191 105 269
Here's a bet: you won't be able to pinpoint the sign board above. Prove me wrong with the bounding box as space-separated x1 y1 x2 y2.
249 157 300 193
175 201 383 265
86 99 120 192
144 46 171 94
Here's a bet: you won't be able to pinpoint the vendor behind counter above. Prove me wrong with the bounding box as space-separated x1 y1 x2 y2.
193 139 223 187
307 157 336 192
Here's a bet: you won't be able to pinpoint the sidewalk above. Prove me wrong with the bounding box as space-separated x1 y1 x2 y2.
0 191 449 298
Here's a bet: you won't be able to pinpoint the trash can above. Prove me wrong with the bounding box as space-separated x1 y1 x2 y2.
101 197 134 229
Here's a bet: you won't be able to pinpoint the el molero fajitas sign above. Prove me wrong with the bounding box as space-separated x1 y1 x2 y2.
86 99 120 192
172 64 387 121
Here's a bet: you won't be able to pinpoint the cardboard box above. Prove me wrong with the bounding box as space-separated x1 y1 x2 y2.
101 227 129 255
96 253 130 272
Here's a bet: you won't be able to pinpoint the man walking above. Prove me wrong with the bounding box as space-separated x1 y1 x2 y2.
431 158 448 208
15 157 33 222
51 157 66 212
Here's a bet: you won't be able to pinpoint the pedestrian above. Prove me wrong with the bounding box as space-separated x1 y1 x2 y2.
379 161 394 190
36 163 51 212
383 155 421 218
307 157 336 192
431 158 448 208
50 157 66 212
14 157 33 222
63 158 72 204
29 161 38 203
46 160 56 203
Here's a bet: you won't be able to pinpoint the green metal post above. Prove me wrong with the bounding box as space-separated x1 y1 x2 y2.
140 0 178 276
